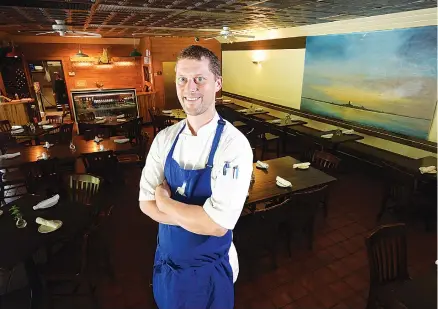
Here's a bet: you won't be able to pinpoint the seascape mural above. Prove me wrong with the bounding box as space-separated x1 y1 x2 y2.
301 26 437 139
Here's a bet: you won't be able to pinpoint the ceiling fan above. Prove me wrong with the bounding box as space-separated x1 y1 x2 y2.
33 20 101 38
201 26 254 43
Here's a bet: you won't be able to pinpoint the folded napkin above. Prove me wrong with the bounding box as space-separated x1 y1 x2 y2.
114 138 130 144
270 119 282 124
95 119 106 124
419 166 437 174
239 109 249 113
342 129 355 135
43 143 54 148
116 114 125 118
95 116 105 120
293 162 311 169
256 160 269 169
42 124 54 129
35 217 59 229
223 99 231 103
38 120 49 125
276 176 292 188
162 110 172 113
0 152 21 160
321 133 333 139
33 194 60 210
94 137 103 143
11 125 22 130
11 128 24 134
254 108 264 112
116 118 127 122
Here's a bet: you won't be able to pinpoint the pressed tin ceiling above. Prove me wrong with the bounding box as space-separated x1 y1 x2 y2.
0 0 435 38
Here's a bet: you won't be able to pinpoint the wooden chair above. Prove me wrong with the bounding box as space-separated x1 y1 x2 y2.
116 131 150 165
81 151 121 185
149 109 173 136
312 150 341 171
46 115 63 124
244 117 280 160
21 158 61 196
365 223 410 309
67 174 103 207
0 120 11 132
59 123 74 144
279 185 329 256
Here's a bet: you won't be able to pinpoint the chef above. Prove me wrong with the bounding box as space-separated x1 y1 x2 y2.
139 45 253 309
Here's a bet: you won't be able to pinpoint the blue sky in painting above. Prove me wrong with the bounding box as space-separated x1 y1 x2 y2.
301 26 437 121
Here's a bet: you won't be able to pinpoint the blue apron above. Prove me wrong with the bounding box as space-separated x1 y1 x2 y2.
153 116 234 309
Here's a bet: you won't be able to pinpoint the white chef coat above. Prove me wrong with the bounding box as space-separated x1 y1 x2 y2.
139 112 253 282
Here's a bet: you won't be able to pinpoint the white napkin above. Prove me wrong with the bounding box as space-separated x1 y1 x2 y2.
35 217 59 229
43 143 54 148
254 108 263 112
270 119 282 124
95 116 105 120
256 160 269 169
321 133 333 139
223 99 231 103
114 138 130 144
116 118 127 122
276 176 292 188
0 152 21 159
239 109 249 113
11 125 22 130
38 120 49 125
95 119 106 124
11 128 24 134
94 137 103 143
162 110 172 113
419 166 437 174
33 194 60 210
42 125 54 129
116 114 125 118
293 162 311 169
342 129 355 134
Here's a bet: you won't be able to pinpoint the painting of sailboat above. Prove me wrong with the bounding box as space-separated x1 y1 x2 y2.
301 26 437 139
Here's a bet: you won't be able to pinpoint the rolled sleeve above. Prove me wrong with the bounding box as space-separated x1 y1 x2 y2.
203 136 253 230
139 132 165 201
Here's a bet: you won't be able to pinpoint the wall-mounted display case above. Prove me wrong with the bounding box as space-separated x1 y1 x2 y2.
71 88 138 122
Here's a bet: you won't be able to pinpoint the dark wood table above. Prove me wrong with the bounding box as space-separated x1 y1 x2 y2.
289 126 363 149
0 194 91 308
238 109 269 116
11 124 62 144
222 103 245 110
0 136 134 169
252 113 308 127
82 117 136 127
381 268 437 309
246 156 337 206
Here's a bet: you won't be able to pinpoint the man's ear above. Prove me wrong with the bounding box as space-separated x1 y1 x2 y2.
215 77 222 92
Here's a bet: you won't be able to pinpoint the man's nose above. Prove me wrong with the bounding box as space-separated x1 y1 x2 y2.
186 78 198 92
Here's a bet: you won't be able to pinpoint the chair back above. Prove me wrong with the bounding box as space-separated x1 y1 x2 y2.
381 162 415 208
0 120 11 132
152 114 173 136
0 132 16 154
22 158 60 194
43 132 62 145
81 151 119 182
365 223 409 286
59 123 74 144
137 131 150 161
67 174 102 206
46 115 63 124
312 150 341 171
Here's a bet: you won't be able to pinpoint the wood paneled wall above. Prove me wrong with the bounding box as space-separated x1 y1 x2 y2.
147 37 221 109
18 43 143 93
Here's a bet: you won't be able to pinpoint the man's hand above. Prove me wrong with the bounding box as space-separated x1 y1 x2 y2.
155 180 171 211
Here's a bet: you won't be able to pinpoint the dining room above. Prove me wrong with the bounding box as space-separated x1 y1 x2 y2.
0 1 437 309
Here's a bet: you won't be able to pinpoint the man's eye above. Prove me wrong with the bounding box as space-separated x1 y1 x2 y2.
176 77 187 84
195 77 206 83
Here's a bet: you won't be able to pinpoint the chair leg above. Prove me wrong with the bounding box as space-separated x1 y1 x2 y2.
276 140 280 158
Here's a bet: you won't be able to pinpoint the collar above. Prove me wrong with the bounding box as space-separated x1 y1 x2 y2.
182 112 221 137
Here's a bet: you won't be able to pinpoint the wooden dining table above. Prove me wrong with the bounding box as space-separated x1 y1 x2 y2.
0 194 92 309
0 136 134 169
10 123 62 144
246 156 337 207
252 113 308 127
289 126 364 149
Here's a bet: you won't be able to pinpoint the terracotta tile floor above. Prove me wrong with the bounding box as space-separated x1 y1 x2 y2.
2 126 436 309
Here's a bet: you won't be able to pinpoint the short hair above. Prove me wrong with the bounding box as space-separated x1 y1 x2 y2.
176 45 221 79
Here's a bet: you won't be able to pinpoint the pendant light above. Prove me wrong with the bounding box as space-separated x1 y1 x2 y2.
75 44 89 57
129 34 142 57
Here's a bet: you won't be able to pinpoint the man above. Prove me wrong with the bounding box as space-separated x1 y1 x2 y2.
139 45 253 309
52 72 68 111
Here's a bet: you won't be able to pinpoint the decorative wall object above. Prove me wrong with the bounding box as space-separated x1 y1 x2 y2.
301 26 437 140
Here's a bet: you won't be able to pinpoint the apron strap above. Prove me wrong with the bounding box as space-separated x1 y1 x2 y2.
206 116 226 168
167 124 186 160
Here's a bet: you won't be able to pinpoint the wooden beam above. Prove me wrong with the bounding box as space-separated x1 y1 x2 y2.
221 36 306 51
83 0 100 30
6 35 140 45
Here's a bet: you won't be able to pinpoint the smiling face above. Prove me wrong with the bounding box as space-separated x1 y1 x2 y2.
175 57 222 117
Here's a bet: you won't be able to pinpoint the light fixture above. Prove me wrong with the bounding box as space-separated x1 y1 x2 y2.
75 45 89 57
251 50 266 65
129 34 142 57
252 60 262 65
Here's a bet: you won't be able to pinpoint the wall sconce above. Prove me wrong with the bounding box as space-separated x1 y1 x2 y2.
252 60 262 65
251 50 266 65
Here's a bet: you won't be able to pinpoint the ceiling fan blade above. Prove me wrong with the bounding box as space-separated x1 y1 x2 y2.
232 34 255 38
65 31 102 38
203 37 216 40
35 31 57 36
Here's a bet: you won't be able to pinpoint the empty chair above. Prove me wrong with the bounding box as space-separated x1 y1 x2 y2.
244 117 280 160
59 123 74 144
0 120 12 132
81 151 121 184
365 223 410 309
311 150 341 171
67 174 103 206
21 158 61 196
116 131 150 165
149 109 174 136
46 115 63 124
